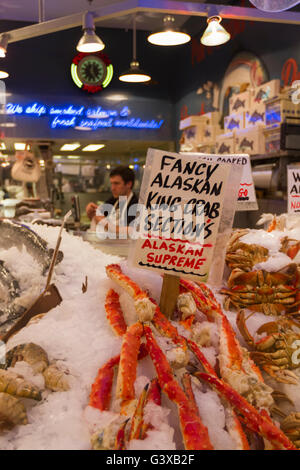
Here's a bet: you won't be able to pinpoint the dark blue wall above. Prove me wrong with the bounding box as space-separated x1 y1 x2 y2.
1 17 300 144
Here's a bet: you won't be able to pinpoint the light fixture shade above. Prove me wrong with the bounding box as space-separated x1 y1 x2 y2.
76 11 105 53
147 16 191 46
119 60 151 83
76 31 105 52
0 34 9 58
0 70 9 79
201 16 230 46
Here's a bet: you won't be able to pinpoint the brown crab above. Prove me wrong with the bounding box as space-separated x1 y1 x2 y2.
236 310 300 384
225 229 269 271
221 265 300 316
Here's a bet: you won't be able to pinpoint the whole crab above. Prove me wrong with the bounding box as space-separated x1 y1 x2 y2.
221 265 300 316
225 229 269 271
236 310 300 384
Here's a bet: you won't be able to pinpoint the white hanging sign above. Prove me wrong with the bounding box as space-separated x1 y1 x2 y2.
130 149 241 282
182 153 258 211
287 164 300 213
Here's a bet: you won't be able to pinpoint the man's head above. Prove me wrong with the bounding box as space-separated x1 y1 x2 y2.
109 166 135 198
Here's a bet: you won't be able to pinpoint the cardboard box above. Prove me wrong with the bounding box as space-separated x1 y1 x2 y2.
263 125 281 154
199 111 220 127
245 105 266 128
179 116 204 130
229 91 251 115
197 143 216 154
224 113 245 132
215 132 235 154
202 124 222 144
179 116 205 152
265 96 300 126
235 126 265 155
251 79 280 105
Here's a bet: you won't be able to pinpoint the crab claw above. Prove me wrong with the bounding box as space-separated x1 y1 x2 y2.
129 378 162 441
196 372 297 450
115 418 130 450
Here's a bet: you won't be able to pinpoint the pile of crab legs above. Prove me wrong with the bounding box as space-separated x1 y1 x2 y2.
87 264 297 450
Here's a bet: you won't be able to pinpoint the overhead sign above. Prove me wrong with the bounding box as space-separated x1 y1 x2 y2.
182 153 258 211
5 102 164 132
287 163 300 213
130 149 237 282
71 52 113 93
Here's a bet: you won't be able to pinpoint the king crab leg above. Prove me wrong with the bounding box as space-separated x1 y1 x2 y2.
196 372 296 450
144 324 214 450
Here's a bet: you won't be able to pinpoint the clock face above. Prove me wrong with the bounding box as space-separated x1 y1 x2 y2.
71 51 113 93
77 55 107 86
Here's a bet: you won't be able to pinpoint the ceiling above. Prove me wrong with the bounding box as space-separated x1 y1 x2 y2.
0 0 202 30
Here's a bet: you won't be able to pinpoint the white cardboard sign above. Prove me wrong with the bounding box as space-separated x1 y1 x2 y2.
130 149 236 282
288 164 300 213
182 153 258 211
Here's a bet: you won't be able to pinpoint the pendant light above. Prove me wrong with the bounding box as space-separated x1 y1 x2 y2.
0 34 10 58
76 1 105 53
147 16 191 46
119 15 151 83
201 14 230 47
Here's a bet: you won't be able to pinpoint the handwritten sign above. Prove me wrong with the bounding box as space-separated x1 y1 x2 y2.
182 153 258 211
288 164 300 213
130 149 233 282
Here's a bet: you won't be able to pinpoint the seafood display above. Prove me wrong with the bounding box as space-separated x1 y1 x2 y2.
86 263 297 450
0 219 63 274
0 341 70 433
0 219 64 336
0 220 299 450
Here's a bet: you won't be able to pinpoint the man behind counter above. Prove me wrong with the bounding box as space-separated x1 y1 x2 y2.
86 166 139 234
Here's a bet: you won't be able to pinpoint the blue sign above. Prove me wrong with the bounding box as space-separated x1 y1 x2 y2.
5 102 164 131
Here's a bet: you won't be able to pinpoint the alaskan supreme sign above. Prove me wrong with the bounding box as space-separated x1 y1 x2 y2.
131 149 232 282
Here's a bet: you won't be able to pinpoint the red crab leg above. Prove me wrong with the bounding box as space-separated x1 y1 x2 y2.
225 407 250 450
197 372 297 450
106 264 156 321
144 324 213 450
114 419 129 450
106 264 148 301
116 321 143 413
140 378 162 438
89 354 120 411
128 378 162 442
182 279 264 381
105 289 128 337
181 372 202 418
152 303 187 350
89 342 148 412
186 338 217 376
128 383 149 441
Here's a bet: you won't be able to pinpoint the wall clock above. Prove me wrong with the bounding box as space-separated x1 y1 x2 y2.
71 51 113 93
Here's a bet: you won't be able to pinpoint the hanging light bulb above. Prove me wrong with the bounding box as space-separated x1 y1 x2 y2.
0 34 10 58
148 16 191 46
76 11 105 53
200 15 230 47
0 70 9 79
119 15 151 83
